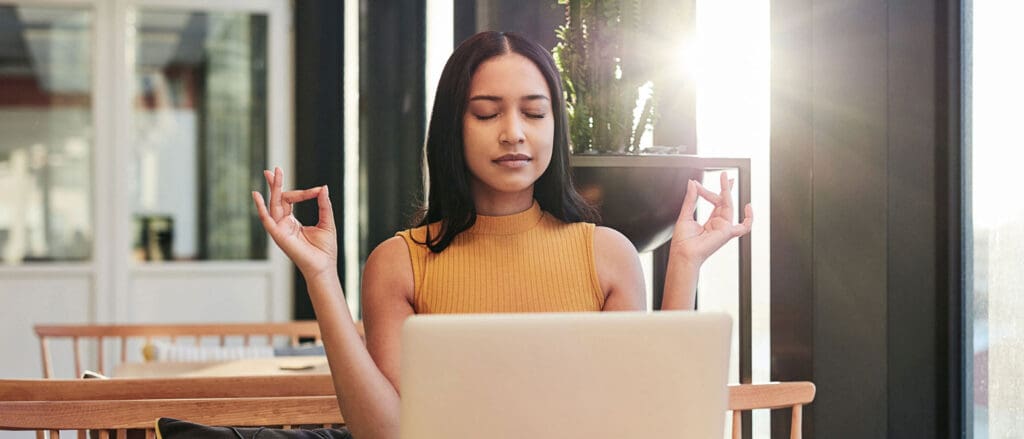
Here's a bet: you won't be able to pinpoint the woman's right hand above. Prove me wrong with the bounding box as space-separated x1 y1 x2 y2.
252 167 338 279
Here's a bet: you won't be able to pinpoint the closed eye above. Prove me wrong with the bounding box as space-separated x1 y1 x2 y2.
474 113 498 120
524 112 547 119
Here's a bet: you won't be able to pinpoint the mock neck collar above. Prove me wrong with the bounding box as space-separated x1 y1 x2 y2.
469 200 544 235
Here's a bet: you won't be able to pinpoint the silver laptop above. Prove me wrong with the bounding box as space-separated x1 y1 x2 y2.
400 311 731 439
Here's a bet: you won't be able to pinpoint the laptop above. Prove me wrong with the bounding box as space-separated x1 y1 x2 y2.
400 311 731 439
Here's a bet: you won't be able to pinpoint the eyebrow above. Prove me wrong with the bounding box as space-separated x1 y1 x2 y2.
468 94 551 102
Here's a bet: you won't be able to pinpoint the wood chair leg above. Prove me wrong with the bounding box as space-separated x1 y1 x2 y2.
732 410 742 439
791 404 803 439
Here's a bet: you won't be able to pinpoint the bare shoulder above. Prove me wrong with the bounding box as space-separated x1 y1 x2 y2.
368 235 412 262
591 226 645 310
363 236 414 303
593 226 639 258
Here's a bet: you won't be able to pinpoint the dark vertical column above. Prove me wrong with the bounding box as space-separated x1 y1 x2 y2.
651 245 669 311
294 0 346 320
810 0 890 436
359 0 426 262
770 1 815 437
453 0 477 47
888 0 940 437
196 57 210 261
249 15 269 261
937 1 967 437
771 0 965 437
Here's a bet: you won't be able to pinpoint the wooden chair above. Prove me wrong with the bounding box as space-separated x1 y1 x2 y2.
34 321 365 378
728 382 816 439
0 376 814 437
0 375 344 438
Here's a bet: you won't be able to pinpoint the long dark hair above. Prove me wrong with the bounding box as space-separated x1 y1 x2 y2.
413 31 597 253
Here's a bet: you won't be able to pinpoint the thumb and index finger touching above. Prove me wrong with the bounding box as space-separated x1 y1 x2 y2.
252 167 336 232
677 176 725 224
677 173 753 235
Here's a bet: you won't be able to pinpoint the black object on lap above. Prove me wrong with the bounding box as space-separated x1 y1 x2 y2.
156 418 353 439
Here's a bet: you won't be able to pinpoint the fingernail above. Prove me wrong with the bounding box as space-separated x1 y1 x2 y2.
323 185 329 195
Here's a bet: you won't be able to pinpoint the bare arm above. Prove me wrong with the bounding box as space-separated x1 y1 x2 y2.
252 167 406 439
594 226 646 311
659 258 700 310
661 173 753 310
361 236 415 397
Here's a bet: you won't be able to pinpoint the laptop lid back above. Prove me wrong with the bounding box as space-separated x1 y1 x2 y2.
400 311 731 439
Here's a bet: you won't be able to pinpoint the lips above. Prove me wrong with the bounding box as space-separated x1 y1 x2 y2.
494 153 532 162
493 153 532 168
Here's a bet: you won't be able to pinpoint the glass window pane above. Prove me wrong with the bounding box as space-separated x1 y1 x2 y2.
130 9 268 262
970 3 1024 438
0 6 93 264
692 0 770 437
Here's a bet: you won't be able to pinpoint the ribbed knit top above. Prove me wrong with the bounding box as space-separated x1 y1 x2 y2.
395 201 605 314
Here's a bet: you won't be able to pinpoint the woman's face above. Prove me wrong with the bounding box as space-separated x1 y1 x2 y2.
462 53 554 201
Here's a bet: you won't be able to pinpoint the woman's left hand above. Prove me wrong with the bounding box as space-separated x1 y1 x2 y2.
669 172 753 267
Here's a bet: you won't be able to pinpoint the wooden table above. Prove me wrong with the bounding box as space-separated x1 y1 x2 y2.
113 356 329 378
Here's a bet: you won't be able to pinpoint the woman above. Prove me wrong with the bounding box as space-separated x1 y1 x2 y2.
252 31 752 439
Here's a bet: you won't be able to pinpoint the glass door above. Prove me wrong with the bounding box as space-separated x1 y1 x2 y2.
968 2 1024 437
111 0 293 324
126 6 269 263
0 4 95 265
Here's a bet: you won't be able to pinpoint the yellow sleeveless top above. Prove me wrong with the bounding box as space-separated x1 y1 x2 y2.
395 201 605 314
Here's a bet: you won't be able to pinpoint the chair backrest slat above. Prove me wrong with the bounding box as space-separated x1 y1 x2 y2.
35 322 323 338
33 321 362 378
39 338 53 379
97 337 104 375
72 337 82 377
727 382 815 411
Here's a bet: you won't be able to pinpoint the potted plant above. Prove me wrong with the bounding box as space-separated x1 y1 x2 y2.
553 0 744 255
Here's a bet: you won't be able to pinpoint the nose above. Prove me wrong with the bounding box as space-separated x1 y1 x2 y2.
499 114 526 145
